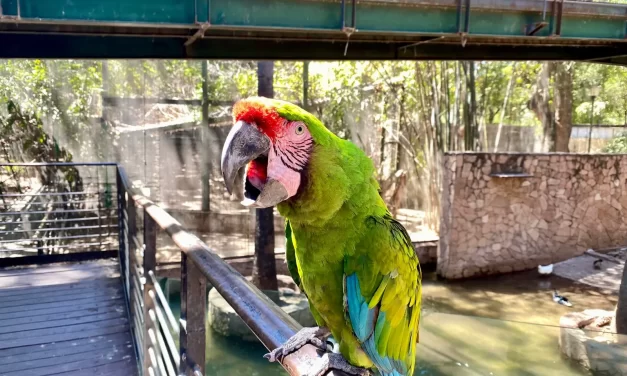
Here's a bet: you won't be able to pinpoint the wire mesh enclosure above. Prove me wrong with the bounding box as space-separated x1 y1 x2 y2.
0 163 119 264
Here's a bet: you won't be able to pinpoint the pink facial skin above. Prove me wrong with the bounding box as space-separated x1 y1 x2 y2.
267 121 314 199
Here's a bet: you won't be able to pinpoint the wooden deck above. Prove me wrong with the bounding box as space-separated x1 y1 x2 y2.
0 260 138 376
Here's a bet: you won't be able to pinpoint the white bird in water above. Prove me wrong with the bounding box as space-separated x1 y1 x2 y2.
538 264 553 275
552 290 572 307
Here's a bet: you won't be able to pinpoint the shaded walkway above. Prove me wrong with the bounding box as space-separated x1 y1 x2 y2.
0 260 137 376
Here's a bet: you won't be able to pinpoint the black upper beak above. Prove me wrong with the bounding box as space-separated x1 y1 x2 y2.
220 120 270 195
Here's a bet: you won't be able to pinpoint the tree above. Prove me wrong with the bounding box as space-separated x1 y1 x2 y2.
252 61 278 291
528 62 555 152
463 61 479 151
553 62 574 152
526 62 575 153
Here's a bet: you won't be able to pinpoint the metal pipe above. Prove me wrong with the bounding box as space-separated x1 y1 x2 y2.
1 198 113 205
351 0 356 28
155 331 177 376
463 0 471 34
0 224 117 234
149 290 180 368
148 320 167 376
132 271 145 298
149 301 179 372
7 199 116 206
555 0 564 36
0 208 115 216
133 290 145 320
1 191 101 198
0 233 117 244
0 241 114 252
0 162 118 167
341 0 346 29
0 216 114 226
133 237 143 253
147 347 159 376
134 263 145 281
149 271 179 333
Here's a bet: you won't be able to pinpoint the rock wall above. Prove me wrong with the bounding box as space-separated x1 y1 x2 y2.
438 152 627 279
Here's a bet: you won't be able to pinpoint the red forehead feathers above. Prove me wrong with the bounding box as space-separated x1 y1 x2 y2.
233 98 284 140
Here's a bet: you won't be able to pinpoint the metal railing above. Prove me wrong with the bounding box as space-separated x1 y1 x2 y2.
0 162 119 266
116 165 347 376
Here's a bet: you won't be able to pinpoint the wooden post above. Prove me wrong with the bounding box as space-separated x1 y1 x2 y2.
253 61 278 291
126 198 137 321
179 252 207 376
201 60 210 212
143 215 157 375
116 170 127 272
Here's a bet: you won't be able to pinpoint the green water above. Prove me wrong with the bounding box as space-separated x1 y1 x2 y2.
169 297 589 376
164 268 622 376
169 294 284 376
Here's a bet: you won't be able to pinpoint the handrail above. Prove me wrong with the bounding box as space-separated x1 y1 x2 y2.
116 165 348 376
0 162 118 166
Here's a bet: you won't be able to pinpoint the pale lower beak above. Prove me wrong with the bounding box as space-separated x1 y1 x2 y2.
241 179 289 208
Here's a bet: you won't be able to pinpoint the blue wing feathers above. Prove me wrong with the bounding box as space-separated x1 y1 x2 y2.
358 301 369 339
363 336 393 373
346 273 407 376
347 274 363 335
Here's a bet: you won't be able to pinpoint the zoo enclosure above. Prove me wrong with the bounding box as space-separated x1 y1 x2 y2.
0 163 119 266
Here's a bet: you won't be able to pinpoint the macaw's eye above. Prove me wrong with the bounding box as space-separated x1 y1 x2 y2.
295 125 304 135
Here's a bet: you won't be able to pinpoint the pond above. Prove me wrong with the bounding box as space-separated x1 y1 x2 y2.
164 266 621 376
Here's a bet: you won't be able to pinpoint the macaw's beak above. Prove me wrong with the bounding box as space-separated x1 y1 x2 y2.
220 120 288 208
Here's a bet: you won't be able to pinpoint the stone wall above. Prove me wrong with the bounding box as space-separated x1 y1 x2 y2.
438 152 627 279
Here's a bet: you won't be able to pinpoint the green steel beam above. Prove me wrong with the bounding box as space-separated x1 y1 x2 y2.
0 0 626 61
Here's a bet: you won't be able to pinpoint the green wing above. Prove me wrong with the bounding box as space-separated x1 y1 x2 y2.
284 219 302 290
344 214 422 376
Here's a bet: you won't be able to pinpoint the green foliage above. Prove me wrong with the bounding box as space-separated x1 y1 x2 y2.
602 133 627 154
573 63 627 125
0 101 82 190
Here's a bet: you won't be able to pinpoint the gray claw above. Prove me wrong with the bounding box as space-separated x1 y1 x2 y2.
303 353 371 376
264 326 331 363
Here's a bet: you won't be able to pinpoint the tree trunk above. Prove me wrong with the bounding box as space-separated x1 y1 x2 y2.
253 61 278 291
528 62 555 152
494 63 517 152
381 84 401 182
462 61 478 151
303 61 309 111
553 62 574 152
617 263 627 334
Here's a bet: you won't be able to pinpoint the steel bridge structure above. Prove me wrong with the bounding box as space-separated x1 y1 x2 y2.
0 0 626 63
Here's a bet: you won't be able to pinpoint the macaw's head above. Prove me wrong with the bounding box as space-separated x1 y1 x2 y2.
221 96 332 209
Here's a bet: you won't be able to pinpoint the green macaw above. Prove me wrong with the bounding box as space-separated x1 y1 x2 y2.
221 97 422 376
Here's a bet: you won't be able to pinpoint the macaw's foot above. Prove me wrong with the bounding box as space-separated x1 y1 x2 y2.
264 326 331 363
304 353 371 376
